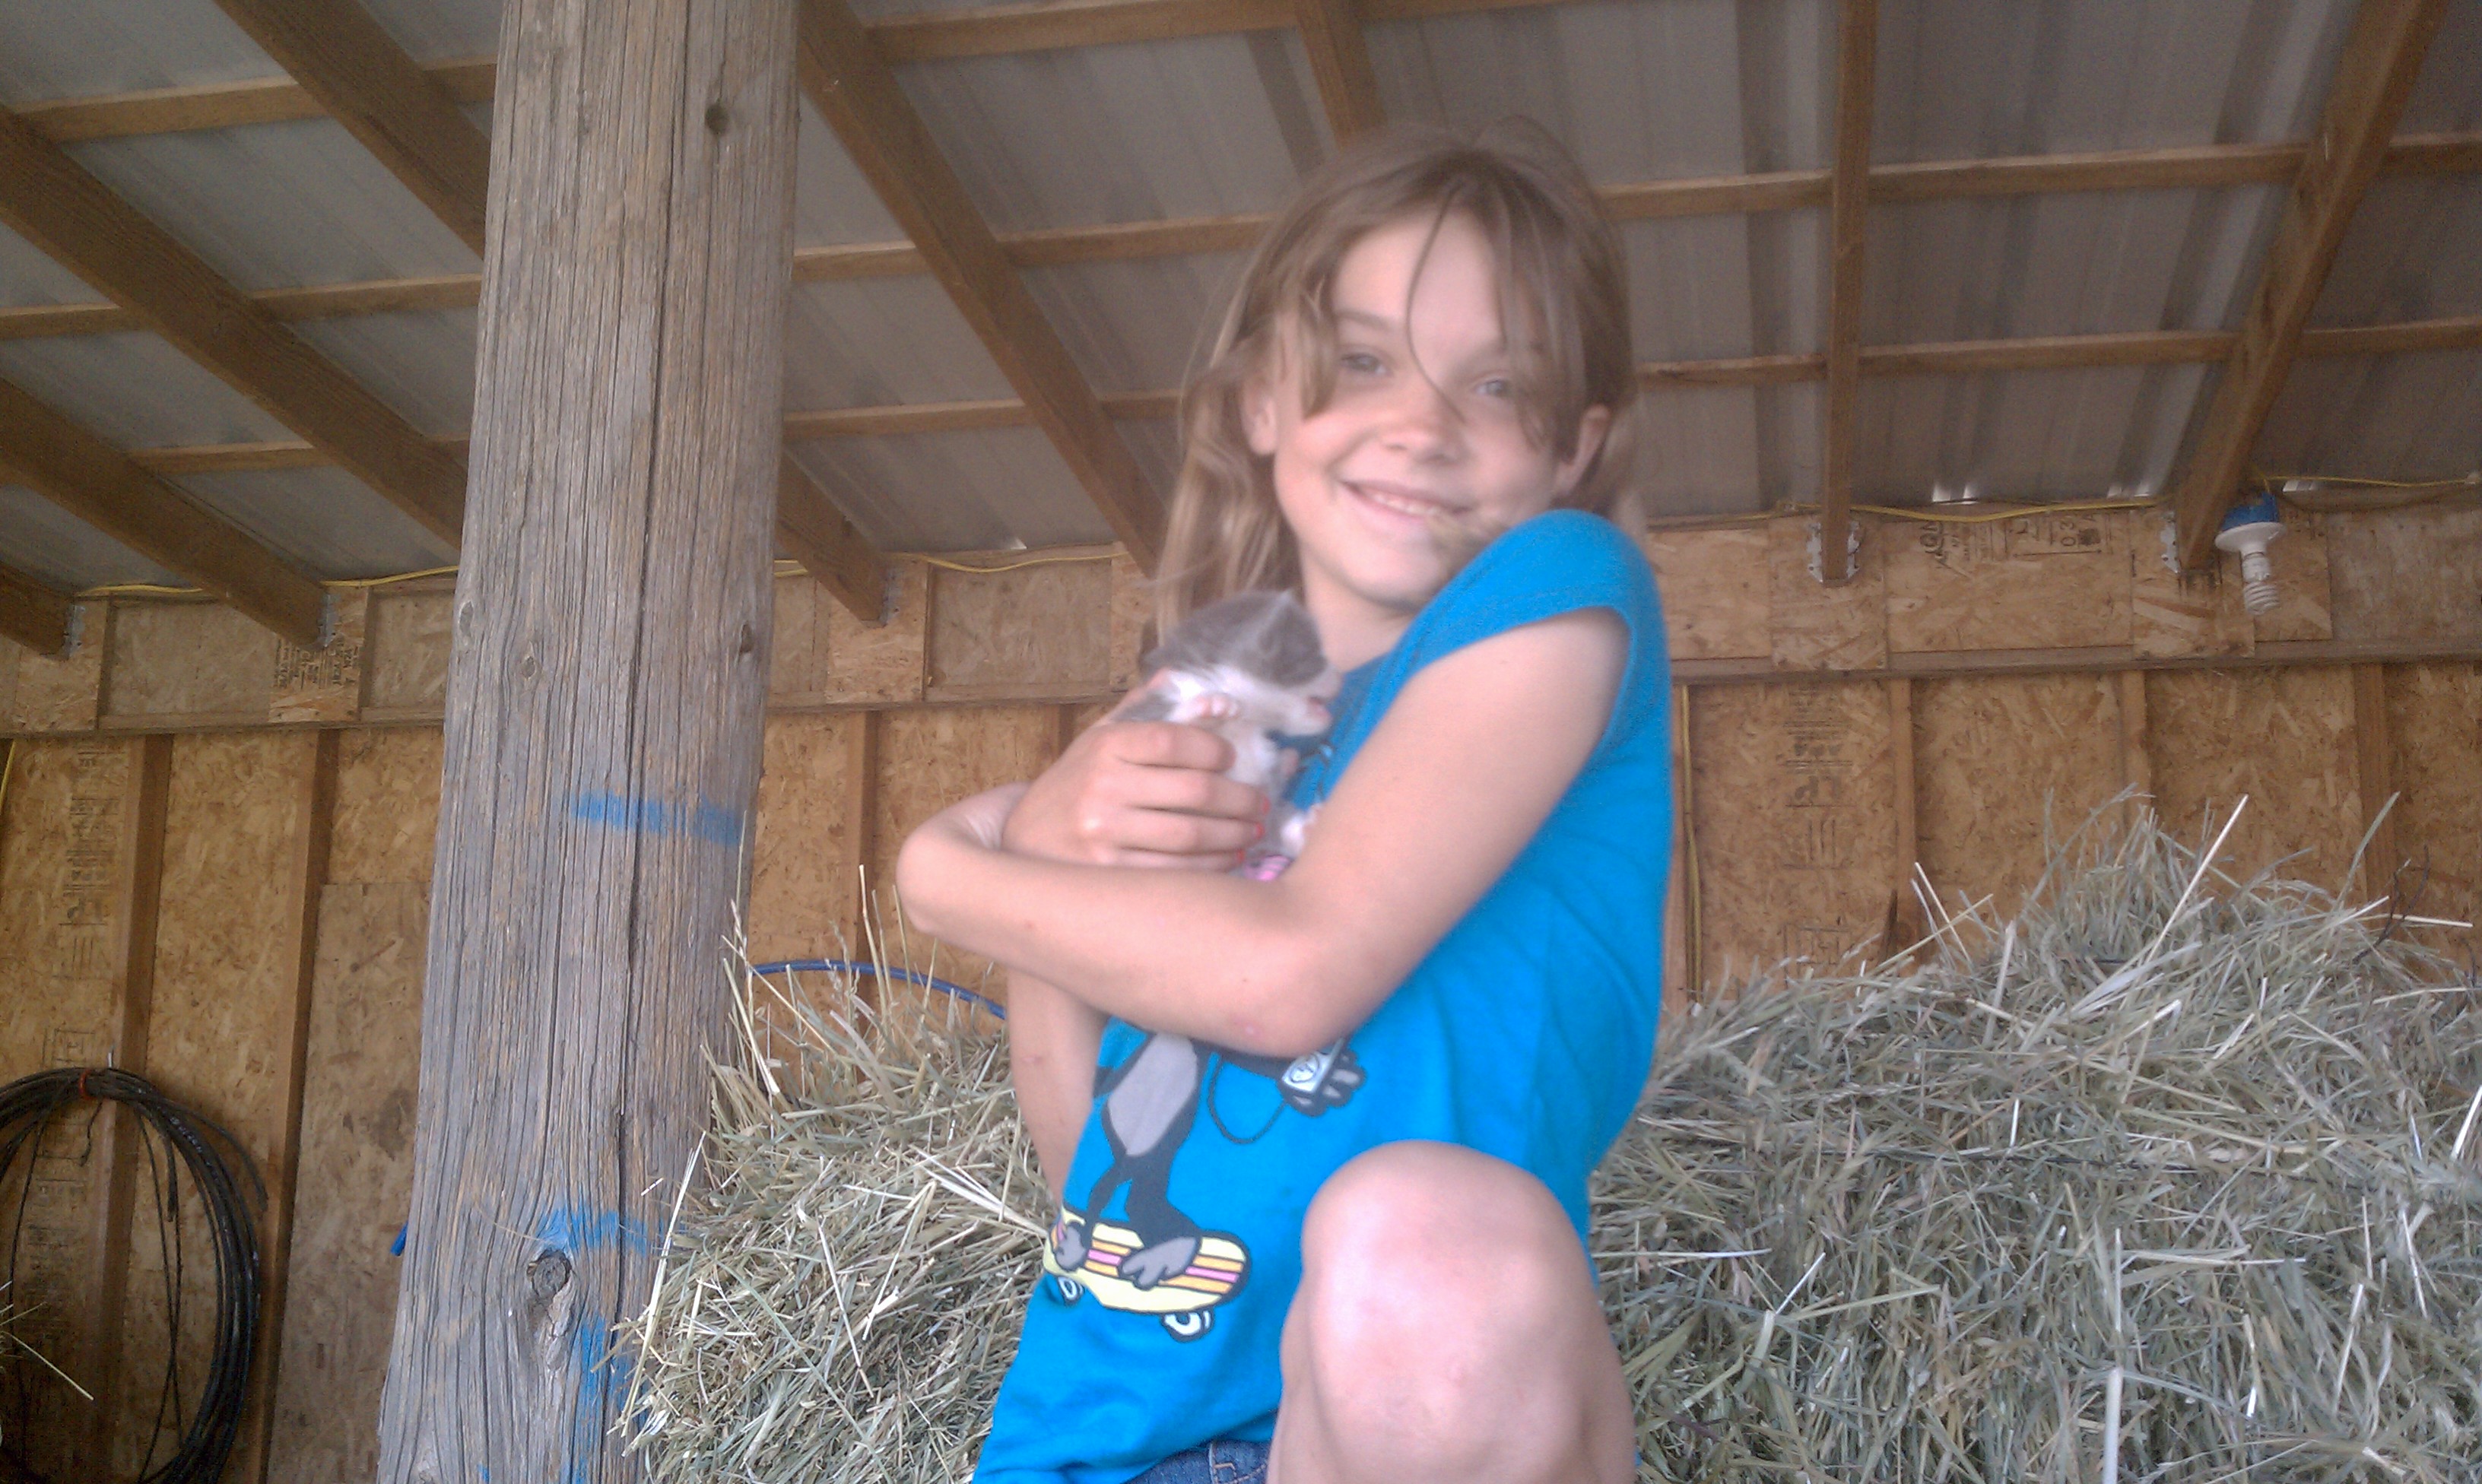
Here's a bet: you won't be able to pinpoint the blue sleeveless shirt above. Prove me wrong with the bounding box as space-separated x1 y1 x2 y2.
974 511 1672 1482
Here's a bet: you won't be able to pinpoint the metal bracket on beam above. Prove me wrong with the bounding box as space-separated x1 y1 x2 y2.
1808 518 1861 586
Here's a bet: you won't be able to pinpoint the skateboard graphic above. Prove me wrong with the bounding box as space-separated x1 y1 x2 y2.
1044 1209 1249 1340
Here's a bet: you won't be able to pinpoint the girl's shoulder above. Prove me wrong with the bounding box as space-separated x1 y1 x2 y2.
1398 509 1659 669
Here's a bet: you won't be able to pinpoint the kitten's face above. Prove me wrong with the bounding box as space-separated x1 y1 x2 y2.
1144 591 1338 737
1201 661 1340 737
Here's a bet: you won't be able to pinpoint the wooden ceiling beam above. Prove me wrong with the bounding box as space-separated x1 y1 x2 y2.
0 376 328 646
776 455 888 623
124 313 2482 471
2170 0 2452 569
0 560 78 657
210 0 901 624
795 0 1163 566
1293 0 1385 144
19 59 494 143
208 0 494 255
0 108 466 544
1816 0 1877 585
5 134 2477 344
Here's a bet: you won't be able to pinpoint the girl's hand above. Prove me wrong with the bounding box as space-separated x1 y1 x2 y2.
1003 706 1268 870
925 782 1030 853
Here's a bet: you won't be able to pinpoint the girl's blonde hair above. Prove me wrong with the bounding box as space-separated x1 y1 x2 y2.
1153 120 1639 634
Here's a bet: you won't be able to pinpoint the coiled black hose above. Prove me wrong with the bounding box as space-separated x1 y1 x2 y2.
0 1068 262 1484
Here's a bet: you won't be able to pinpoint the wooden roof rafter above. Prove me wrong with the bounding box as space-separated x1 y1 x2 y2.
795 0 1165 568
0 106 466 546
0 560 78 657
15 0 1559 145
110 311 2482 474
1293 0 1385 144
1815 0 1877 585
3 132 2477 345
2169 0 2454 570
208 0 494 255
190 0 890 623
776 455 892 623
0 376 330 647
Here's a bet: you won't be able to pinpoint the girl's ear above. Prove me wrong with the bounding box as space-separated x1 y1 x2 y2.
1552 404 1614 496
1243 372 1281 457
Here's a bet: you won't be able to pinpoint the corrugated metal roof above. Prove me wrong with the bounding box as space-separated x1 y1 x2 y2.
2255 349 2482 484
0 0 2476 578
786 277 1014 407
1375 0 1827 179
893 36 1322 233
2252 0 2481 489
296 310 482 438
0 483 181 591
2400 0 2482 132
1874 1 2353 160
0 0 276 100
66 122 481 290
0 331 291 447
789 427 1111 552
795 97 910 246
1858 364 2213 505
0 221 97 308
176 467 458 579
356 0 500 62
1023 253 1249 395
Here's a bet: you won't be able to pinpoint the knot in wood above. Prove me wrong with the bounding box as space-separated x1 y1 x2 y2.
737 620 757 656
705 102 730 135
519 651 539 680
529 1248 572 1301
523 1248 579 1367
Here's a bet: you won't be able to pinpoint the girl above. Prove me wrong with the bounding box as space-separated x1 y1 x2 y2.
896 123 1670 1484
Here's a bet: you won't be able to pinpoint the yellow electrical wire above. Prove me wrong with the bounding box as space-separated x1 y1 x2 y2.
325 565 462 588
2255 470 2480 491
75 565 460 600
69 550 1113 604
1852 496 2161 525
912 550 1117 575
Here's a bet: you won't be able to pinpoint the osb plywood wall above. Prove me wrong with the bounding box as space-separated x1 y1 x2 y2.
2 503 2477 1480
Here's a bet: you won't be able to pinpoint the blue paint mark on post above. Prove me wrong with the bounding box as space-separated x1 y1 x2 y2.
568 1314 635 1484
535 1206 652 1257
568 790 745 848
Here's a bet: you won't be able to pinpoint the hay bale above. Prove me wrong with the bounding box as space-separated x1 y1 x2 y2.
626 811 2482 1482
1605 811 2482 1481
620 983 1046 1484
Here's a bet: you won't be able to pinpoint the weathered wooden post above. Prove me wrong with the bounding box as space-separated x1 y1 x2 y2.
373 2 798 1479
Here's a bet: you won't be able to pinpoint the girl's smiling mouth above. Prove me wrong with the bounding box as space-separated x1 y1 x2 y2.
1343 479 1458 521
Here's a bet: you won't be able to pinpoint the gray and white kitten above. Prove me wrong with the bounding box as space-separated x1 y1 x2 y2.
1119 591 1338 859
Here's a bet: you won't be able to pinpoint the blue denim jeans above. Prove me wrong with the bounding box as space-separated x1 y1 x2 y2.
1126 1438 1272 1484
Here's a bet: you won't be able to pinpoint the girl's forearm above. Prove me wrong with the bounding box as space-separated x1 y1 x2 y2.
898 819 1346 1056
1005 969 1105 1199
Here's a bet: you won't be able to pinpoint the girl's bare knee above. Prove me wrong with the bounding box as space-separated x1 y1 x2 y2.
1288 1143 1597 1441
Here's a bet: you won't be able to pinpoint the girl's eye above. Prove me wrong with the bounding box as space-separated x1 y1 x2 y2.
1474 376 1517 403
1338 350 1385 376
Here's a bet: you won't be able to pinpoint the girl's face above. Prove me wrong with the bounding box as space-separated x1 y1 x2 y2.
1244 210 1610 668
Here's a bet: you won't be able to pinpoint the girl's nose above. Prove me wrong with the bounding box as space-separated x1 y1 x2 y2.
1379 377 1462 460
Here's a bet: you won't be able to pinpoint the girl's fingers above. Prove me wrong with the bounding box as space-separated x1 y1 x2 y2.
1089 804 1262 859
1107 763 1268 823
1100 720 1236 774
